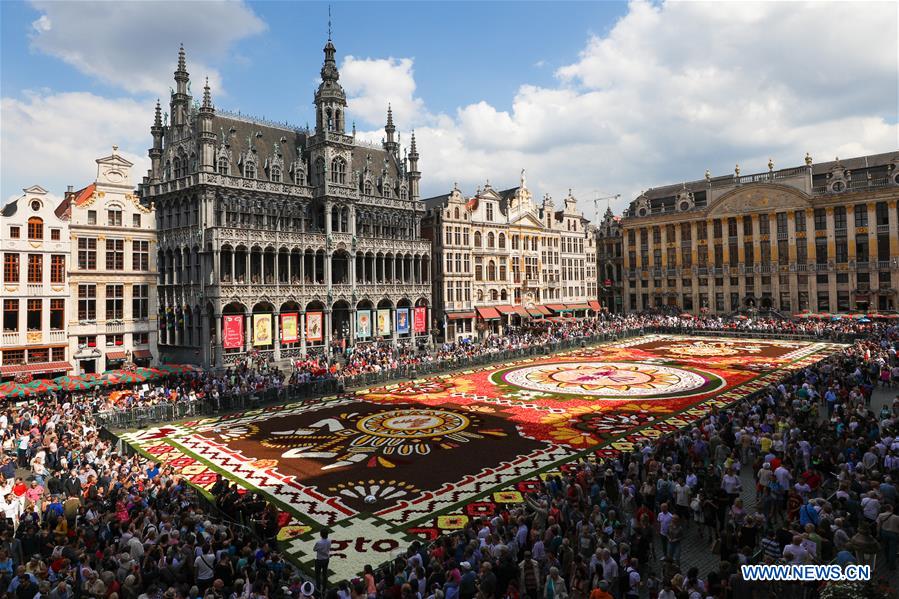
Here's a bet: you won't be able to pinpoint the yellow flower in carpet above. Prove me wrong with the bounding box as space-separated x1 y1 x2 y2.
464 405 496 414
636 428 663 439
158 451 184 462
610 441 635 452
437 515 469 530
549 426 598 447
493 491 524 504
180 464 206 476
539 405 596 425
276 525 312 541
619 403 672 414
251 459 279 470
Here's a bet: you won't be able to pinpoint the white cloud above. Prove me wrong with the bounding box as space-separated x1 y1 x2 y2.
344 0 897 220
1 91 151 199
28 0 266 96
341 56 427 129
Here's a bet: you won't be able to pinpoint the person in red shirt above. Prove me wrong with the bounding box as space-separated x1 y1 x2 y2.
11 478 27 497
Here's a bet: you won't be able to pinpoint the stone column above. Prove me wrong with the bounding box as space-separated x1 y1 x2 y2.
324 310 332 349
273 311 280 361
349 308 356 343
245 313 252 353
213 312 222 368
299 311 306 357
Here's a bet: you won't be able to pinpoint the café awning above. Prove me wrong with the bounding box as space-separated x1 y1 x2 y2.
0 361 72 376
476 306 501 320
446 311 475 320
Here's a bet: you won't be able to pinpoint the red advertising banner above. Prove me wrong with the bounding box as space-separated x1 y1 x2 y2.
413 306 427 333
280 313 299 344
222 315 244 349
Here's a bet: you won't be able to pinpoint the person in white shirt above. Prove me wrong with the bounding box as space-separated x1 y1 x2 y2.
783 536 810 564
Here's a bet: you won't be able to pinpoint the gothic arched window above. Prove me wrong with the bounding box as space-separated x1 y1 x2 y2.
244 161 256 179
330 157 346 184
498 233 506 249
271 166 281 182
217 157 229 175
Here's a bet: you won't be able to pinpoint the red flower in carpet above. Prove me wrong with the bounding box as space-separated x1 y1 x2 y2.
573 412 656 439
408 527 440 541
594 448 622 459
146 444 175 455
140 427 178 440
189 471 219 486
167 457 197 468
516 480 542 494
465 502 496 517
393 380 452 395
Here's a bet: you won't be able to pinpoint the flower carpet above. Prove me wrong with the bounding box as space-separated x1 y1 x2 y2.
119 335 843 580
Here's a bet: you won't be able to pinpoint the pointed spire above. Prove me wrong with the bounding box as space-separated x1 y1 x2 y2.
386 103 395 128
202 77 212 109
154 99 162 127
177 44 186 73
409 130 419 158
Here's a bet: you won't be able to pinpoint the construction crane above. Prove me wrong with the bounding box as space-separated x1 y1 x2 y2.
593 191 621 222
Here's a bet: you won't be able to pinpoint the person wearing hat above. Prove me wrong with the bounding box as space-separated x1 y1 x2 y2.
458 562 477 599
300 580 316 599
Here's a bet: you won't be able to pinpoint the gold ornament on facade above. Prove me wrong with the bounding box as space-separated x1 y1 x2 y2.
768 158 774 172
805 153 813 166
734 164 740 176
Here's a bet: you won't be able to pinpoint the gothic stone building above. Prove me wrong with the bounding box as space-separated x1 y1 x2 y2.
141 42 431 368
619 152 899 315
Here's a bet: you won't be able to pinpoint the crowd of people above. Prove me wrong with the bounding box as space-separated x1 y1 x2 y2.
346 322 899 599
0 312 895 599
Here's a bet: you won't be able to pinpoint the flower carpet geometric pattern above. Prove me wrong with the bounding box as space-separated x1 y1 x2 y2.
119 335 843 580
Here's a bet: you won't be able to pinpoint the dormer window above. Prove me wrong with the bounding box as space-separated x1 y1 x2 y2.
217 157 229 175
400 188 408 200
364 180 372 195
244 161 256 179
271 166 282 183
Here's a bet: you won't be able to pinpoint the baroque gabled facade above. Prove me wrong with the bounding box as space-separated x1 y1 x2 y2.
141 42 431 367
422 172 599 342
63 150 158 374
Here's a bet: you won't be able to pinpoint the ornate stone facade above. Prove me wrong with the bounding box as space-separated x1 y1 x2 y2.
141 42 431 367
422 172 599 342
619 152 899 315
595 208 623 313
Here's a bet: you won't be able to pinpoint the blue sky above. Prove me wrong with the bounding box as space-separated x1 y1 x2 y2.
2 1 896 218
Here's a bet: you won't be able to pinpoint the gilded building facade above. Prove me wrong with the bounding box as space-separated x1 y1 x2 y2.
620 153 899 315
422 172 599 342
141 43 430 368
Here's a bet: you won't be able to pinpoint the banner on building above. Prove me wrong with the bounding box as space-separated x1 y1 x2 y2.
280 313 299 344
413 306 427 333
396 308 410 334
356 310 372 339
376 309 391 336
222 315 244 349
306 311 323 342
253 314 272 346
